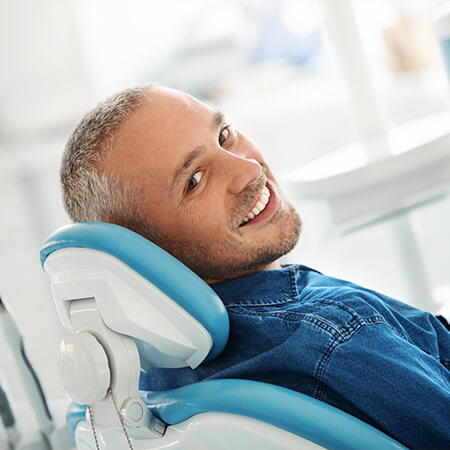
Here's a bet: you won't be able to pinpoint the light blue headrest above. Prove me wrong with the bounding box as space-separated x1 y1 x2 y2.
40 222 230 362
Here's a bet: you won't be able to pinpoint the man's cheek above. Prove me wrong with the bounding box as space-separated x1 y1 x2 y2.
183 213 210 236
198 215 223 237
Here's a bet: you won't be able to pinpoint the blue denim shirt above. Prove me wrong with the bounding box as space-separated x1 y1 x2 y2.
140 265 450 449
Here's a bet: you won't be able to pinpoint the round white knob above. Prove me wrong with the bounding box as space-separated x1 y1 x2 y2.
121 397 149 427
58 332 111 404
129 402 144 421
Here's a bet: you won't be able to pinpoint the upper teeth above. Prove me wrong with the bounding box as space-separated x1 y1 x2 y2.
241 186 270 225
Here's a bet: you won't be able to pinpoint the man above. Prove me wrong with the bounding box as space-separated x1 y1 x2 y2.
61 84 449 449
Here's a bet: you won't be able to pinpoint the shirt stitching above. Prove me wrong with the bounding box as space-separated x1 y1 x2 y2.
226 297 298 308
214 265 302 306
270 312 344 335
288 266 301 300
314 317 372 400
308 297 415 345
312 316 427 400
230 297 414 346
224 272 301 307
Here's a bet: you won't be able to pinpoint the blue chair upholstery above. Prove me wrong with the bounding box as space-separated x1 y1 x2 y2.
66 379 406 449
41 222 229 361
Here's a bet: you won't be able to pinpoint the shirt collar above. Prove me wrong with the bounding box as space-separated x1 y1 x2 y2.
209 264 302 307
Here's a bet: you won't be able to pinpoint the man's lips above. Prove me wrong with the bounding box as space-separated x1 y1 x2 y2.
239 181 279 228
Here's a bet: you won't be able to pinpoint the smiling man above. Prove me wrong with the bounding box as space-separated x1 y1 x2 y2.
61 84 449 449
101 85 301 282
63 84 301 282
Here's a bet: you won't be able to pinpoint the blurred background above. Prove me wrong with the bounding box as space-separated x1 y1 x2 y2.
0 0 449 447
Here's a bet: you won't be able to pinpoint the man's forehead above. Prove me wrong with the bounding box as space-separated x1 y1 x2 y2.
152 86 211 115
115 88 202 146
153 85 190 107
105 87 217 186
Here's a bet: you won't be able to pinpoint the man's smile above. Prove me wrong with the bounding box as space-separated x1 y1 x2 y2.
239 181 279 228
240 184 270 225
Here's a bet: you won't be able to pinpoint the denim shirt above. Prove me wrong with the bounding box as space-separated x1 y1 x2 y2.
139 265 450 449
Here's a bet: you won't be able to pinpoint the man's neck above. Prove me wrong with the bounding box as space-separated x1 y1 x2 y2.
205 260 282 284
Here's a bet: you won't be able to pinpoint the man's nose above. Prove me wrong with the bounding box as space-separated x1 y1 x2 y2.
221 151 262 195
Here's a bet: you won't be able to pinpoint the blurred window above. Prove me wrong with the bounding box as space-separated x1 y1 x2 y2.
74 0 449 169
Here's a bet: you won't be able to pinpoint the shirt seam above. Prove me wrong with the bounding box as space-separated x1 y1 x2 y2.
229 299 415 346
288 265 301 300
314 318 379 400
214 265 302 307
312 317 443 400
226 297 298 308
224 273 301 307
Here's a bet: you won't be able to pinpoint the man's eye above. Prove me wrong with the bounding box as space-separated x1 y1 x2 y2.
219 126 231 146
187 171 203 191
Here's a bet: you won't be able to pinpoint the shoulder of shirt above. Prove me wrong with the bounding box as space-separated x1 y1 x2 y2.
276 265 395 337
224 264 396 337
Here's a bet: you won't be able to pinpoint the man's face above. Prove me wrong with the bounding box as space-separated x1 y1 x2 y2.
105 86 301 281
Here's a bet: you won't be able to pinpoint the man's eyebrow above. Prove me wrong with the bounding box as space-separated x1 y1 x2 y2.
171 111 225 195
213 110 225 131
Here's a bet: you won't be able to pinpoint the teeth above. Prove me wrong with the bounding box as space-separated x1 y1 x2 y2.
240 185 271 226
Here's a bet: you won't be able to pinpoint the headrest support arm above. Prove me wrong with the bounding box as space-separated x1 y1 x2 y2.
59 297 165 438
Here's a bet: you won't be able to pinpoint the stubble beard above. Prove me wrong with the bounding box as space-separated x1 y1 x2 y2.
159 202 302 282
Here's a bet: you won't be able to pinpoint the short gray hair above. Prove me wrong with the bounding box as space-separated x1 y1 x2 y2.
61 83 166 243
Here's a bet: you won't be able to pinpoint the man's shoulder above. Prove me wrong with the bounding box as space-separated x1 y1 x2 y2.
215 264 403 334
289 265 399 331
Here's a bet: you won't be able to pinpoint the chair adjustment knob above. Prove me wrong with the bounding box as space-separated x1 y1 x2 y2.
58 331 111 405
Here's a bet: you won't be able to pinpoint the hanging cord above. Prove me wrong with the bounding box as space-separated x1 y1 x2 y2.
109 388 134 450
88 388 134 450
87 404 100 450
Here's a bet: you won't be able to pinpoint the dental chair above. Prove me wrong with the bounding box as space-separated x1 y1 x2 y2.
40 223 406 450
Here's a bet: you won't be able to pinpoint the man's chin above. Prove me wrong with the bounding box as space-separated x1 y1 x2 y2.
202 257 285 284
185 208 302 282
204 260 282 283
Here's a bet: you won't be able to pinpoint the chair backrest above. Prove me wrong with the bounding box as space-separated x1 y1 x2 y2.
41 223 407 449
41 222 231 433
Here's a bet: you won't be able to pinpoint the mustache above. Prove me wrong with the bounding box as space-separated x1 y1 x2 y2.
232 171 266 227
